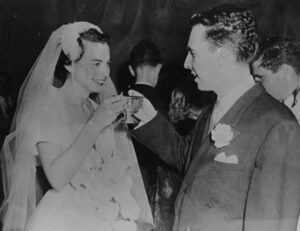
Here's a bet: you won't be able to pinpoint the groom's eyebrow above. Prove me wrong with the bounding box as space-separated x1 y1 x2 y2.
91 58 111 63
91 58 103 62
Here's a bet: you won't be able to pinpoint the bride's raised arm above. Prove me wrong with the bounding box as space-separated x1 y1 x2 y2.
37 95 124 191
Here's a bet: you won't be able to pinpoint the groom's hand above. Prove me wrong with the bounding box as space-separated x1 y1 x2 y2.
128 90 157 128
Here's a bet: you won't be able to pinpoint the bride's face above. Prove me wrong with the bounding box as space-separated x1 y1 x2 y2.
72 40 111 93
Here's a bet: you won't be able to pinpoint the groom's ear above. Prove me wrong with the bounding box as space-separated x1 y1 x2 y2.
279 64 293 80
156 63 162 73
128 65 135 77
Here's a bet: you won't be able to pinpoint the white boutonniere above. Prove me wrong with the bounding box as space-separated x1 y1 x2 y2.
211 123 234 148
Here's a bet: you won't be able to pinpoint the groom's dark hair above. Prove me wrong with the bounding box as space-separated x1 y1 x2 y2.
190 4 259 63
53 28 110 87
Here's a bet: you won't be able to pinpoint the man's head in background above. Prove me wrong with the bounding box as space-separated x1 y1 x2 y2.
252 40 300 101
129 39 162 87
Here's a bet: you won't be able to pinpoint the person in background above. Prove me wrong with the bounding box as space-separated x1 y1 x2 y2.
0 70 14 230
252 40 300 121
130 4 300 231
168 87 201 136
0 70 14 141
128 39 165 111
0 70 14 217
251 40 300 231
128 39 182 231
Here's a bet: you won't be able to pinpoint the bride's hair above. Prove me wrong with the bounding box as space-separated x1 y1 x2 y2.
54 28 110 87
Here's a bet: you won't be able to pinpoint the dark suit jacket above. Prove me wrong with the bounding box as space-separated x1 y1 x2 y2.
129 83 168 189
132 84 300 231
130 83 182 231
130 84 167 112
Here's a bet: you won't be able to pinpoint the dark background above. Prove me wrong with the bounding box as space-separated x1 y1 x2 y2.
0 0 300 105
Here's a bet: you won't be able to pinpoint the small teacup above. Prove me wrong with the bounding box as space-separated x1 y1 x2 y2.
122 96 143 123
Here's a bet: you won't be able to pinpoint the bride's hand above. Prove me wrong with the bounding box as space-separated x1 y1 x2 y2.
90 95 126 130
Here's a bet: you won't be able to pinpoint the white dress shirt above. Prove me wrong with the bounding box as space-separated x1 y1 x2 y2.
135 81 153 87
284 94 300 123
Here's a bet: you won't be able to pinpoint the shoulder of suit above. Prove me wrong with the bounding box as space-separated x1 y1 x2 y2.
132 84 158 98
249 92 298 125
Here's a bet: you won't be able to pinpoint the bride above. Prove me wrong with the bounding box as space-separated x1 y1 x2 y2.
0 22 153 231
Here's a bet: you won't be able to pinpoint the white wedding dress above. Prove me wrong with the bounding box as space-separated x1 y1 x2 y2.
25 87 152 231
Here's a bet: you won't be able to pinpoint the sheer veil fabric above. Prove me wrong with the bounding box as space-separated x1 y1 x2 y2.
0 22 153 231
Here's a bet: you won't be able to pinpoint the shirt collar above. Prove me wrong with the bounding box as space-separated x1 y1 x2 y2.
135 81 153 87
285 95 300 122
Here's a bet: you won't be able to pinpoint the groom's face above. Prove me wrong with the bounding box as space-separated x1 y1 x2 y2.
73 41 111 93
184 24 220 92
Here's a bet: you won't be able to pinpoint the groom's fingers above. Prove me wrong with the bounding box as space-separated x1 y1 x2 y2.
104 95 125 104
128 90 143 97
131 114 141 123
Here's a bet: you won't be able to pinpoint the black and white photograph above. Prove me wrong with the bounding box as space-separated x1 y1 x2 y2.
0 0 300 231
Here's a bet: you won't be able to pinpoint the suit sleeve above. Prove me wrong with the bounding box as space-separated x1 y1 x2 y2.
244 120 300 231
131 112 194 172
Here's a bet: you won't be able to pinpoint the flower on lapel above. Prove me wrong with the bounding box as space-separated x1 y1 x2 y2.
211 123 234 148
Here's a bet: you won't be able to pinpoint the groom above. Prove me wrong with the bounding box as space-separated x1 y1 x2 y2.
130 4 300 231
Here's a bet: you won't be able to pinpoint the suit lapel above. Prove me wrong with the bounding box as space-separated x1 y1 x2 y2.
179 83 265 193
191 104 214 157
174 105 214 201
218 83 264 127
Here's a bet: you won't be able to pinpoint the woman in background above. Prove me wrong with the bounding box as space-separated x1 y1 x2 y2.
168 87 201 136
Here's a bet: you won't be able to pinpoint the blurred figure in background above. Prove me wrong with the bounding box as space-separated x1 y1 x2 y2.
252 39 300 231
128 39 165 111
128 39 182 231
0 70 14 141
168 87 201 136
0 70 14 229
252 40 300 121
